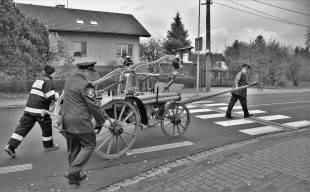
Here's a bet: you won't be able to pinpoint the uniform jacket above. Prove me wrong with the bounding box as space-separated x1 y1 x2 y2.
25 75 59 116
61 73 104 134
123 58 133 66
231 71 248 97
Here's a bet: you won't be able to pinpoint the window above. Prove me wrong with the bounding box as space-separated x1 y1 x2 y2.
116 44 133 57
74 42 87 57
76 19 84 24
90 20 98 25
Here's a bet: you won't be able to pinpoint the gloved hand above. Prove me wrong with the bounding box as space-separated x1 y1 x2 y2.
103 118 115 129
94 125 102 135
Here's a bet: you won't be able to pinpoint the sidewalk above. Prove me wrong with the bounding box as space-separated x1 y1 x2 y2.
105 129 310 192
1 87 310 108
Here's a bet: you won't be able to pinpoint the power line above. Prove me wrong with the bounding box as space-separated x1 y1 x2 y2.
213 1 310 28
252 0 310 16
226 0 305 27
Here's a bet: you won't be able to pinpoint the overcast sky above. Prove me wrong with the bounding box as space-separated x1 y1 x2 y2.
14 0 310 53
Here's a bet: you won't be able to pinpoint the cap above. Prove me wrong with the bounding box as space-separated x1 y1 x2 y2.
242 64 251 69
125 55 130 58
76 61 97 71
43 65 55 75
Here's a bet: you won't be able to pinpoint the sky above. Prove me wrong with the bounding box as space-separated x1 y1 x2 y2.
13 0 310 53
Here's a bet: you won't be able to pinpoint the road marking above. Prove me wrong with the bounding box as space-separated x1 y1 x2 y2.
0 163 33 174
192 100 214 104
239 126 282 135
257 115 290 121
215 119 254 126
196 113 225 119
249 101 310 107
189 108 213 113
126 141 194 156
217 106 242 111
203 103 227 107
235 110 267 115
185 104 198 108
283 120 310 128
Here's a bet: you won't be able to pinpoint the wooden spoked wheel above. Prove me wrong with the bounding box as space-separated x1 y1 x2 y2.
160 103 191 137
95 100 140 159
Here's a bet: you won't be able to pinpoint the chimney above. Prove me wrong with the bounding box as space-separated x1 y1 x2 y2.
55 4 65 8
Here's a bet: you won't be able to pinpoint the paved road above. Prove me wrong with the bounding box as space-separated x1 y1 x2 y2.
0 91 309 191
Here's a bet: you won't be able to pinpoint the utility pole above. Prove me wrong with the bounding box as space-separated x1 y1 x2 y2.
202 0 212 91
66 0 69 8
196 0 201 95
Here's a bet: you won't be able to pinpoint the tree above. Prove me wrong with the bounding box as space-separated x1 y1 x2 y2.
48 33 75 79
163 12 191 54
0 0 51 79
139 38 165 61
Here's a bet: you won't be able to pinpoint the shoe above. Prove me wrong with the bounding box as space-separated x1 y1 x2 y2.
64 172 87 186
244 114 254 118
225 115 233 119
4 145 16 158
44 144 59 151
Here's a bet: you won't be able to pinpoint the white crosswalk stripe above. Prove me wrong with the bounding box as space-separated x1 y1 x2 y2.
217 106 242 111
196 113 225 119
257 115 290 121
203 103 227 107
283 120 310 128
186 104 198 109
239 126 282 135
235 110 266 115
215 119 254 126
189 108 213 113
192 100 214 104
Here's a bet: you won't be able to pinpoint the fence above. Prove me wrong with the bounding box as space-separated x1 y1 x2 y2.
0 66 239 93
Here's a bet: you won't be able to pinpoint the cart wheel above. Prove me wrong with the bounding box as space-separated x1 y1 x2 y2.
95 100 140 159
160 103 191 137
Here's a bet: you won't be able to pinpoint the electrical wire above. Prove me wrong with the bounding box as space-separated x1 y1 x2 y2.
252 0 310 16
213 1 310 28
226 0 305 27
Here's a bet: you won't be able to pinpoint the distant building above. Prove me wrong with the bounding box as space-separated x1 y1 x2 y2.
16 3 151 66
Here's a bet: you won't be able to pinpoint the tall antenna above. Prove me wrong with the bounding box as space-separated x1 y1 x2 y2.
66 0 68 8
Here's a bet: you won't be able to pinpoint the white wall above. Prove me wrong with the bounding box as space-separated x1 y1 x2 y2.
59 32 140 66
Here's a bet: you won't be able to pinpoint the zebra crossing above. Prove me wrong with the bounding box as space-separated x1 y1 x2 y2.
188 100 310 136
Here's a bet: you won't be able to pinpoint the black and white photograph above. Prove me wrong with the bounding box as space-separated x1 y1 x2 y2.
0 0 310 191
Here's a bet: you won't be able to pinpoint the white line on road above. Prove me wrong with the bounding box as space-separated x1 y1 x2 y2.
203 103 228 107
217 106 242 111
185 104 198 109
126 141 194 156
196 113 225 119
215 119 254 126
235 110 267 115
284 120 310 128
239 126 282 135
189 108 213 113
192 100 214 104
0 163 33 174
249 101 310 107
257 115 290 121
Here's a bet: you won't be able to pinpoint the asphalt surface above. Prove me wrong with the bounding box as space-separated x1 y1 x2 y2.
0 90 309 191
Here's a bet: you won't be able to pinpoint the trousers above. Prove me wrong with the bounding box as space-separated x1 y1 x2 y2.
8 113 54 149
65 132 96 175
225 94 250 117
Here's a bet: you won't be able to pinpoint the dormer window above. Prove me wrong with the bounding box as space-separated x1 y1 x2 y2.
76 19 84 24
90 20 98 25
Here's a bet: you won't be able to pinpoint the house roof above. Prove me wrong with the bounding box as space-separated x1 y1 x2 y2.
16 3 151 37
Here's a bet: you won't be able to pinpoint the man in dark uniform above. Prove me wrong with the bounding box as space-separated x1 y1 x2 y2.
225 64 253 119
60 61 107 186
5 65 60 158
